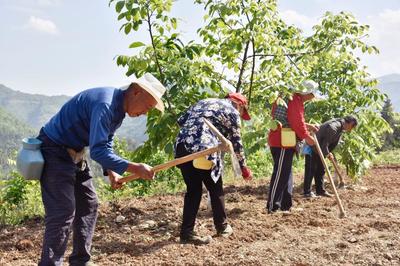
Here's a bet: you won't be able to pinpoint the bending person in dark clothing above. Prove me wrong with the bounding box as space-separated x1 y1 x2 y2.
303 115 358 198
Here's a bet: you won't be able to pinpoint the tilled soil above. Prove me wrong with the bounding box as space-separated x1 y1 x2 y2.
1 165 399 265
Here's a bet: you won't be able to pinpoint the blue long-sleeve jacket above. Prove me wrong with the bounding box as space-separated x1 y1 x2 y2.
43 87 129 174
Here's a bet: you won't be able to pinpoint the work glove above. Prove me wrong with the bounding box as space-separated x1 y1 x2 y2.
241 166 252 180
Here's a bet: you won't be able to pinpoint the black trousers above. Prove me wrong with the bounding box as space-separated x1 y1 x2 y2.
37 129 98 266
267 147 294 213
176 144 227 237
303 152 326 194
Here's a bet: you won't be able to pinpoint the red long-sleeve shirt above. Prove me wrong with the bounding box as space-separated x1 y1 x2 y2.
268 94 310 148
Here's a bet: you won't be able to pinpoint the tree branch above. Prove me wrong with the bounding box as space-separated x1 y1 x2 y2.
248 38 256 106
216 13 233 30
236 40 250 92
241 0 251 24
245 41 334 60
146 9 173 111
147 13 163 79
286 54 306 76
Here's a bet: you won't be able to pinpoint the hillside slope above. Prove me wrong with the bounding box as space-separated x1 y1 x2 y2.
0 84 148 146
0 84 70 130
0 107 35 175
378 74 400 112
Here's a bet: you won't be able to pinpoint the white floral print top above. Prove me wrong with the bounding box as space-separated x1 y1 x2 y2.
175 98 246 182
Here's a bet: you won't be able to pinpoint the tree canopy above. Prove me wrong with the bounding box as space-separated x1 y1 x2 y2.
110 0 390 178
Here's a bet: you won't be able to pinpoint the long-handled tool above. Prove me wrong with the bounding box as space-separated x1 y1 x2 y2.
328 156 345 189
312 133 346 218
118 118 241 183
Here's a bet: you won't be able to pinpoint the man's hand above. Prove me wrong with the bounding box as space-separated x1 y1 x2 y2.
307 124 319 133
327 152 334 160
305 135 315 146
134 163 155 180
241 166 253 181
107 170 124 190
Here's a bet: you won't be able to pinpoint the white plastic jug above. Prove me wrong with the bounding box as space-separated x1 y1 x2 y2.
16 138 44 180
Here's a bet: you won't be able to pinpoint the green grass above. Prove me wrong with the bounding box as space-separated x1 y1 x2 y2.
373 149 400 165
96 175 186 202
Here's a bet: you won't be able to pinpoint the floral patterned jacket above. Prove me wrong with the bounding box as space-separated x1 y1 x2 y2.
175 98 246 182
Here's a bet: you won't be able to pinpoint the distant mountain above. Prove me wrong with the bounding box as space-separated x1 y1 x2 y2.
0 84 148 147
0 84 70 130
377 74 400 112
0 107 35 176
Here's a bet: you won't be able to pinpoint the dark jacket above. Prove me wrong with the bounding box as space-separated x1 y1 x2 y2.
315 118 345 156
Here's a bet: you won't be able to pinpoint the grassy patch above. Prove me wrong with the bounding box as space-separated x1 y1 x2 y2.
0 173 43 225
373 149 400 165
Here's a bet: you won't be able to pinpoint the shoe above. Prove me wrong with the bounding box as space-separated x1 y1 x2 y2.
268 209 291 215
70 261 97 266
279 210 292 216
84 262 97 266
303 192 317 198
180 232 212 245
266 207 278 214
291 207 304 212
317 191 333 198
217 224 233 238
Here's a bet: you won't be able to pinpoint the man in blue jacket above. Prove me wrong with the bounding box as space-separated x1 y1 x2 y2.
37 73 166 266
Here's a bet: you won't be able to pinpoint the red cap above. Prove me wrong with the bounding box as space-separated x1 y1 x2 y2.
226 92 251 120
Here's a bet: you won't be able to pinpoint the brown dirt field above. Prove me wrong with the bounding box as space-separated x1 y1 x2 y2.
1 165 399 265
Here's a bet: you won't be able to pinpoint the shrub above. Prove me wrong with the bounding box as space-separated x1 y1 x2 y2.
0 171 43 225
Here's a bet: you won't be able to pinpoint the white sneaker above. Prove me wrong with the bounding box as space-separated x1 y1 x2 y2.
217 224 233 238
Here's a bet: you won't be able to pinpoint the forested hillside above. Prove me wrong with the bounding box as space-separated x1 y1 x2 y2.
0 84 70 130
0 107 35 176
0 84 148 146
378 74 400 112
0 84 148 176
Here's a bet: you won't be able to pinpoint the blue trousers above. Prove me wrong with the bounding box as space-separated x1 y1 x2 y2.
38 130 98 266
267 147 294 213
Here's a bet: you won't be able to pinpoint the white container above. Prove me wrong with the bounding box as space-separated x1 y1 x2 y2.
16 138 44 180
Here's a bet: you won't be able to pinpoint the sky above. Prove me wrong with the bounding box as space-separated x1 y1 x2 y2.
0 0 399 96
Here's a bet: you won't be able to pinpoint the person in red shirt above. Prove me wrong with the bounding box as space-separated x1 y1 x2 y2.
267 80 318 213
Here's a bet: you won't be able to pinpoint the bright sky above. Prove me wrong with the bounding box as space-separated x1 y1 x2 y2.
1 0 399 96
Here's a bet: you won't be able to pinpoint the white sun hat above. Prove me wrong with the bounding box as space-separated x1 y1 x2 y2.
297 79 319 96
133 73 166 112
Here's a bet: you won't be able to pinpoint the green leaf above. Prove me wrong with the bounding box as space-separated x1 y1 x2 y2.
115 1 124 13
117 12 125 21
171 18 177 29
124 23 132 34
129 41 145 48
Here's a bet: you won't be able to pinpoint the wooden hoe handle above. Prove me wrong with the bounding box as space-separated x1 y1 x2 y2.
329 156 345 185
118 145 222 183
312 134 346 218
